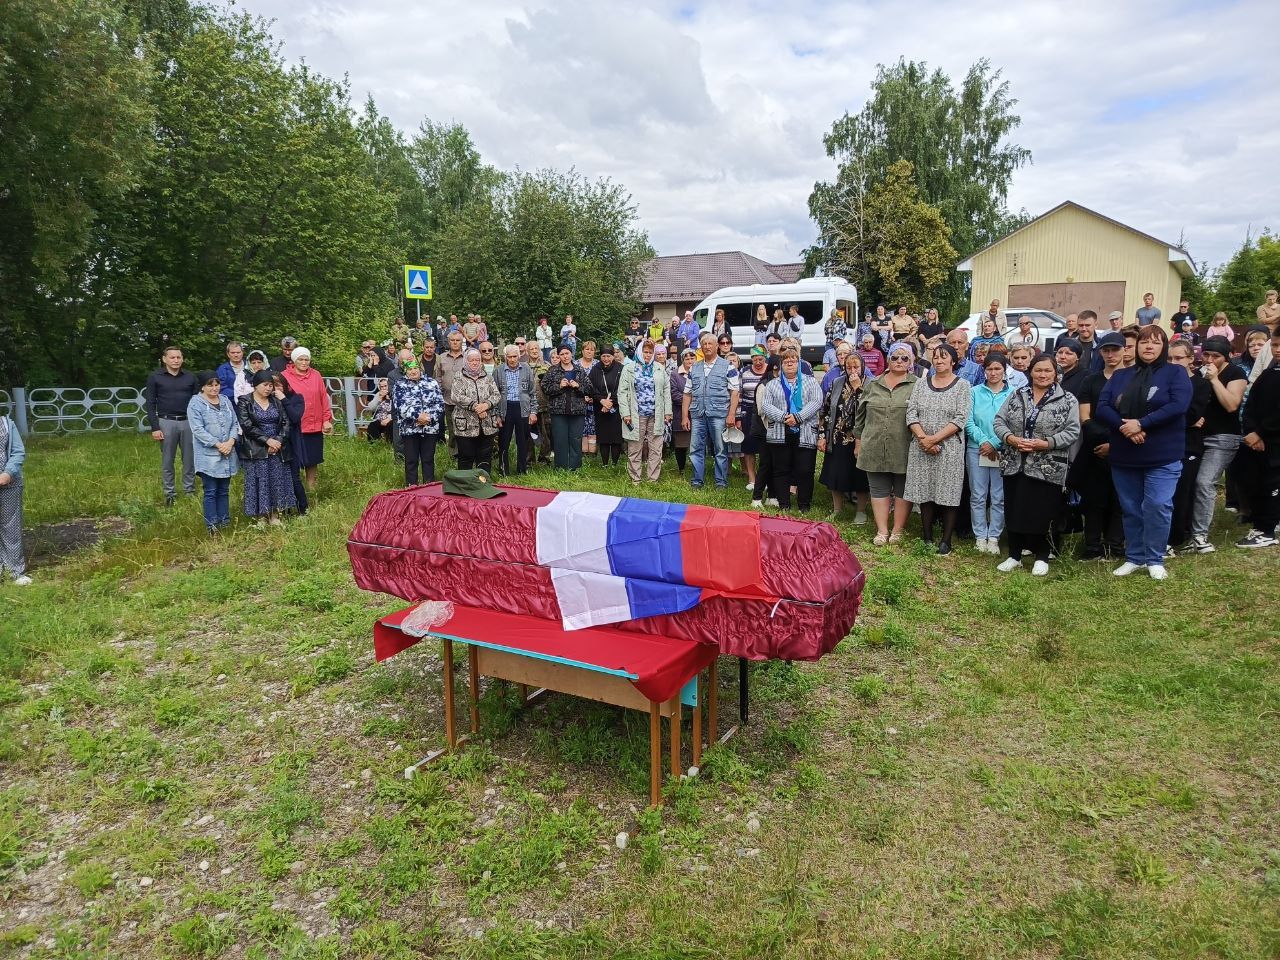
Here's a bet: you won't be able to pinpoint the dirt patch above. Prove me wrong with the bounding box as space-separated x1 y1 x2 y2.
24 517 131 568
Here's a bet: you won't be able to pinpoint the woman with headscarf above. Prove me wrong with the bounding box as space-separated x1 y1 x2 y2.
904 343 972 553
618 340 671 484
0 409 30 584
854 341 918 544
279 346 333 492
1096 326 1191 579
236 370 297 526
966 354 1014 554
450 348 501 471
393 357 445 485
188 370 240 533
819 351 870 522
993 353 1081 575
668 348 694 475
588 346 625 466
759 347 823 512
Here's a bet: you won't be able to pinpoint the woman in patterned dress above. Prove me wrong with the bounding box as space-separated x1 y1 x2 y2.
819 352 870 522
236 370 297 525
904 343 972 553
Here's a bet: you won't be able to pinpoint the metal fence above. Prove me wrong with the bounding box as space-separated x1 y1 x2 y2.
2 379 381 437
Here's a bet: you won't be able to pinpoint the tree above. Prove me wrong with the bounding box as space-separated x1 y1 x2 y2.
809 58 1030 317
0 0 154 385
431 169 653 344
861 161 956 311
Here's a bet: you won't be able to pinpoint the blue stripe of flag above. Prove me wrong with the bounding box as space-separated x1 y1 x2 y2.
605 499 687 582
623 578 704 622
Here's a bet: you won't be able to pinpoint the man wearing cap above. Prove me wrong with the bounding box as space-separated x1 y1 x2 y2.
1073 333 1128 559
146 345 200 506
493 344 537 475
1107 310 1124 332
1004 315 1040 352
270 336 297 373
682 331 739 490
434 315 450 352
1185 335 1248 553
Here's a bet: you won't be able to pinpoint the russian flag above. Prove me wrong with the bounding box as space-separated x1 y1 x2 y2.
535 491 768 630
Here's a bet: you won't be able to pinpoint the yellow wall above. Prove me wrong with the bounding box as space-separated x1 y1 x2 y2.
966 205 1184 327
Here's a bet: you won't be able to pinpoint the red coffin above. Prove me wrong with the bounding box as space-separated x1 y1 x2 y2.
346 483 865 662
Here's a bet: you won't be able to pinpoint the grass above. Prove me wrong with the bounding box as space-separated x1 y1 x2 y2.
0 431 1277 958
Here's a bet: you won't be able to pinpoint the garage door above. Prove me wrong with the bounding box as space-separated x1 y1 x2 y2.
1008 281 1126 321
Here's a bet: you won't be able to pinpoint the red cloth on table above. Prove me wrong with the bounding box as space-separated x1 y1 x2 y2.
374 603 715 704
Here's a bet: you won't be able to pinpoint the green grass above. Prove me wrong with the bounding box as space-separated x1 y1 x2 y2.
0 431 1277 958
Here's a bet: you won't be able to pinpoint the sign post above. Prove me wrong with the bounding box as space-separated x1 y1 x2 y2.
404 265 432 326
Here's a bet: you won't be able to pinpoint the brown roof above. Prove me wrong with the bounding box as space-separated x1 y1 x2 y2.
643 251 806 303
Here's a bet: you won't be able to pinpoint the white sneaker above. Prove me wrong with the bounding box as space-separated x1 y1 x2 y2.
765 498 779 507
11 575 32 586
1148 564 1168 581
1113 561 1145 576
996 557 1022 573
744 482 754 491
751 500 763 510
1031 560 1049 576
987 537 1001 554
853 512 867 525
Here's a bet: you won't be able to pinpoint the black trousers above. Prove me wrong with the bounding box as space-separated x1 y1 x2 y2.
599 442 622 466
1081 458 1124 552
752 441 773 500
1169 451 1202 546
456 434 492 471
768 434 815 511
403 433 438 486
496 401 530 474
366 418 393 443
1008 530 1050 563
1237 447 1280 535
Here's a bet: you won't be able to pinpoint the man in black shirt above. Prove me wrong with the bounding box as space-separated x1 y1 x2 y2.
269 337 297 374
145 346 199 505
1072 333 1127 558
1235 327 1280 548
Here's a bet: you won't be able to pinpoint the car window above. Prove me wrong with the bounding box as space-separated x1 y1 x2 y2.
694 308 709 325
719 302 753 328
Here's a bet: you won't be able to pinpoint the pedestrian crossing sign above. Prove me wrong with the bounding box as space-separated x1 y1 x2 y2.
404 265 432 300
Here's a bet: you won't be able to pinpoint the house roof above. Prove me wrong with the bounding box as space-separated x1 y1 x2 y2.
643 251 806 303
955 201 1196 278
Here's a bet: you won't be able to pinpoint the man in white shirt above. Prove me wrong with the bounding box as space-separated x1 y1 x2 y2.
1003 315 1040 351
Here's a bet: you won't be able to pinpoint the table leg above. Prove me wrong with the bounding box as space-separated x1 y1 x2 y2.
442 638 457 749
467 645 480 735
692 673 702 770
649 701 661 808
708 659 718 745
669 695 681 779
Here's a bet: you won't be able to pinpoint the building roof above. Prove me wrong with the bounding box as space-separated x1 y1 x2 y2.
955 201 1196 278
643 251 806 303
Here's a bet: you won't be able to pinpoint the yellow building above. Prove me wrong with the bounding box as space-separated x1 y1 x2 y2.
957 201 1195 327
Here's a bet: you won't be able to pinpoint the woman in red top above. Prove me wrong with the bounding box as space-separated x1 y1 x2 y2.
280 347 334 490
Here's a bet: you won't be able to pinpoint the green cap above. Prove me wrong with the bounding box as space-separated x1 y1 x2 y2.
442 468 505 499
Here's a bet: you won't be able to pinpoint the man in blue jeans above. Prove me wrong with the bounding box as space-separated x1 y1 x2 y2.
681 332 739 489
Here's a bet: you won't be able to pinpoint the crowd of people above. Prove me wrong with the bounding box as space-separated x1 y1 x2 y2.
1 292 1276 587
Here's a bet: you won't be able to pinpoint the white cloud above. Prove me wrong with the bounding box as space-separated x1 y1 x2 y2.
253 0 1280 270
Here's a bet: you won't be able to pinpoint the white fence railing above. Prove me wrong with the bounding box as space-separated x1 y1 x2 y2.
3 379 380 438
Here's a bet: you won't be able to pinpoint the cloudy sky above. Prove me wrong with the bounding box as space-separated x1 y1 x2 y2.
254 0 1279 272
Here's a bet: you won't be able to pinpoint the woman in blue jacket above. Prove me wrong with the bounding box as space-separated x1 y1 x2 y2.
187 371 241 533
0 413 29 584
965 354 1014 554
1096 325 1191 580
